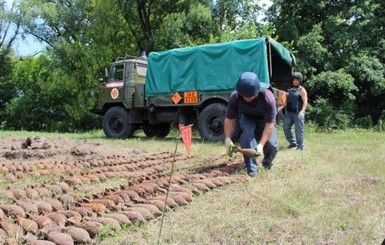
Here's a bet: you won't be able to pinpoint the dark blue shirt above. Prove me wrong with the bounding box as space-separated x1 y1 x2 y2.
226 89 277 123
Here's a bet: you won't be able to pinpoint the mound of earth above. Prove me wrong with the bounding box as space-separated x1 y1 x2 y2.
0 136 147 165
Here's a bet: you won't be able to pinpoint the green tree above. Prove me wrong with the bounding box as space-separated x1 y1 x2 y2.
10 0 140 131
212 0 263 32
295 24 328 76
154 3 219 50
345 53 385 123
0 0 22 121
210 0 271 44
116 0 192 53
0 54 15 122
268 0 385 126
306 69 358 129
0 0 21 52
4 56 71 131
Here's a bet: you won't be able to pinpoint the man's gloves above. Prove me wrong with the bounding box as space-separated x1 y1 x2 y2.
225 137 235 157
298 111 305 120
255 143 263 157
226 138 263 158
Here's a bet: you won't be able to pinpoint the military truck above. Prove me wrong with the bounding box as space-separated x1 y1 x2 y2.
92 36 296 141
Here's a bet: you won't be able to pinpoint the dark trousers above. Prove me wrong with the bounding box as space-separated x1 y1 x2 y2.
239 113 278 173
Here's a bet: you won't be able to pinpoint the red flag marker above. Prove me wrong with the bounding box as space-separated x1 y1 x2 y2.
179 124 193 157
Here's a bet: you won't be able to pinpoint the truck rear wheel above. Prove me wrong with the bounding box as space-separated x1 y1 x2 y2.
142 123 171 138
198 103 241 142
198 103 227 142
103 107 137 138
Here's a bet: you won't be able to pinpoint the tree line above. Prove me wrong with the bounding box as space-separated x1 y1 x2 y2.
1 0 384 132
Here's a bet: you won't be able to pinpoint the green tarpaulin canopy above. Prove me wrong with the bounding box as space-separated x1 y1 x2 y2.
146 37 295 96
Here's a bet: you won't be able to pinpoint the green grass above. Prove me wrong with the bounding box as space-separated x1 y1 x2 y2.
1 128 384 244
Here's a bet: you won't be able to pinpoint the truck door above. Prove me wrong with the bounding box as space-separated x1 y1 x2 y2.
102 63 125 105
133 61 146 108
105 62 135 109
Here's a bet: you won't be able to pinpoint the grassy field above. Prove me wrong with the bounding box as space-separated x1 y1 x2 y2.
1 128 384 245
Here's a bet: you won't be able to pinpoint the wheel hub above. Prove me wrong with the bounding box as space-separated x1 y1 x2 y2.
111 117 123 132
209 117 223 134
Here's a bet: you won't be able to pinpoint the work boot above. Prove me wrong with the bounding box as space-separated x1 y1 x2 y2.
263 163 272 170
247 171 257 177
287 143 297 149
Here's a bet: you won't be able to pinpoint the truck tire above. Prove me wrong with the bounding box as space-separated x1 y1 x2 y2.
198 103 227 142
198 103 242 142
142 123 171 138
103 107 137 138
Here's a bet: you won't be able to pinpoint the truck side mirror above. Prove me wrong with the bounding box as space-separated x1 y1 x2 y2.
105 68 109 78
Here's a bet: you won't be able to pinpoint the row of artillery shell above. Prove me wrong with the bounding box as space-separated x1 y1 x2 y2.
0 173 247 242
0 152 184 174
0 150 246 244
0 153 191 187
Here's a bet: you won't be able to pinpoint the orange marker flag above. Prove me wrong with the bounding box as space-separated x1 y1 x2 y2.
179 123 193 157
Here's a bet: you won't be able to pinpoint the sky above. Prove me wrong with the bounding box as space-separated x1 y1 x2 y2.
4 0 45 56
13 37 45 57
5 0 272 57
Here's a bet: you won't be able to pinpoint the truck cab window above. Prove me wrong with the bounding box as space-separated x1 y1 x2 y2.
110 64 124 81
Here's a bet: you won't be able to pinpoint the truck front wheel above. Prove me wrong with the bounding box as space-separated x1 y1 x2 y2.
103 107 137 138
142 123 171 138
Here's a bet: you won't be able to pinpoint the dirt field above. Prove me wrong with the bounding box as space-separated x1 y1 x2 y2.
0 136 247 244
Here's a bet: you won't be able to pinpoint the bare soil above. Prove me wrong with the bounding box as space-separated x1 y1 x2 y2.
0 136 148 164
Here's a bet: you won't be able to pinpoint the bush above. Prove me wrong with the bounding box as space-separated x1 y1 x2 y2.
306 70 358 129
374 110 385 132
353 116 374 129
308 98 353 130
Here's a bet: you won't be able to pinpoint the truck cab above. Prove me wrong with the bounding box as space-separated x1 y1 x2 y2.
95 57 149 138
